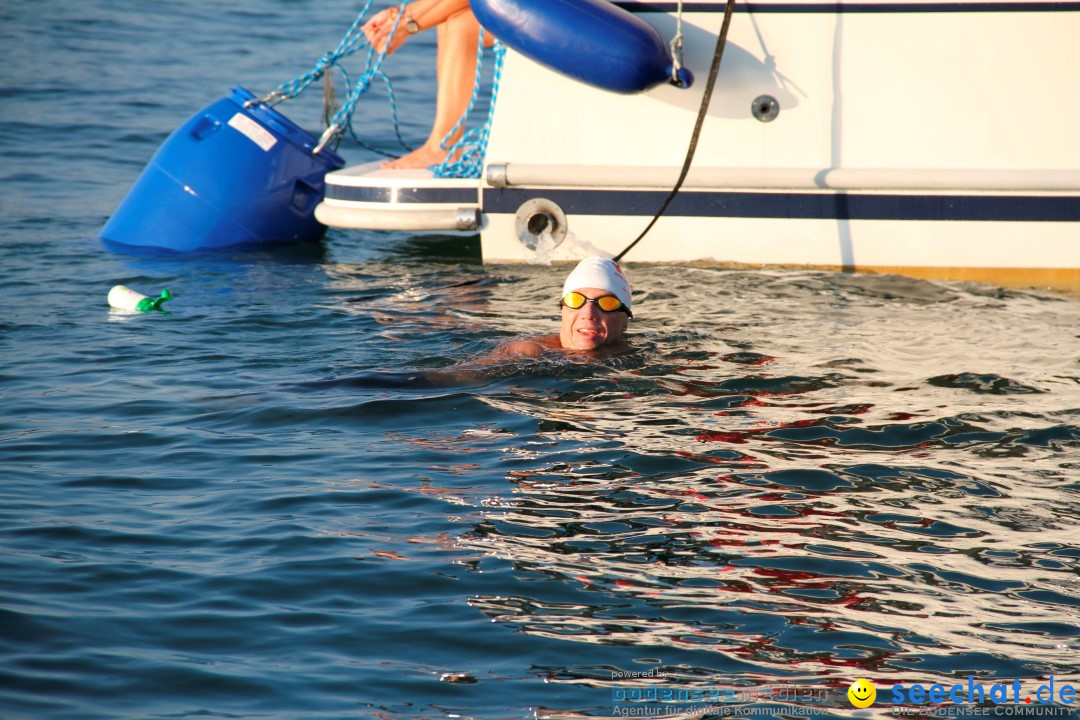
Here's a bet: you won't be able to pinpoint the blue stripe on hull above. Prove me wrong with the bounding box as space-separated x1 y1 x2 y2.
325 185 477 204
617 2 1080 12
482 188 1080 222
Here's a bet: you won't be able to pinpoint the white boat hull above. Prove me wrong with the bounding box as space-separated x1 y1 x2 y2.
318 0 1080 289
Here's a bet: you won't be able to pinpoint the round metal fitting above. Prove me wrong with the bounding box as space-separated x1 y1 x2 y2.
454 207 480 231
751 95 780 122
514 198 567 251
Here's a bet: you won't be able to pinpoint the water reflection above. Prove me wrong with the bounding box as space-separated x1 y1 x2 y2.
462 445 1076 692
442 269 1080 707
294 262 1076 715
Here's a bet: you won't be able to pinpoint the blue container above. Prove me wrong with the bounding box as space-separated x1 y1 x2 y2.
471 0 687 94
100 87 345 252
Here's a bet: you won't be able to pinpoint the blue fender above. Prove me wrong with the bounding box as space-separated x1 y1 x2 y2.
100 87 344 252
471 0 689 93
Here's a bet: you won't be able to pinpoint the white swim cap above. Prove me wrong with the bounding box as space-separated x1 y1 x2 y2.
561 256 632 311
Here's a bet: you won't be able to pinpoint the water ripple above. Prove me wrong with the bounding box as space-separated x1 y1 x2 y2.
1 0 1078 716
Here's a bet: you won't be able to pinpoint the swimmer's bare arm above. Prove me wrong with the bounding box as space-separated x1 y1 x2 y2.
414 335 560 385
492 340 545 358
487 335 562 360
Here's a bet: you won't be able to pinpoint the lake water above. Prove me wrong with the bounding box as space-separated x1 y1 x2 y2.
2 1 1079 719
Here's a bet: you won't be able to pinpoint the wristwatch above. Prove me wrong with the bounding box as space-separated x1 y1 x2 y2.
404 14 420 33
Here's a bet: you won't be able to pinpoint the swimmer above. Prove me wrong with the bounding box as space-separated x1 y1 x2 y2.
296 256 634 392
495 256 633 358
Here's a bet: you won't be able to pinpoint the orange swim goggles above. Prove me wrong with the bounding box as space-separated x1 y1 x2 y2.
561 291 631 317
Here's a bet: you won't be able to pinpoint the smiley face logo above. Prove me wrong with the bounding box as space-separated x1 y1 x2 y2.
848 678 877 708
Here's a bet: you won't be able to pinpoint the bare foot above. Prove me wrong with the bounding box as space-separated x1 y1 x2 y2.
381 143 449 170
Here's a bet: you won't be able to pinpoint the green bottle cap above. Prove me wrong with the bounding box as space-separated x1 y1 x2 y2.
135 289 173 312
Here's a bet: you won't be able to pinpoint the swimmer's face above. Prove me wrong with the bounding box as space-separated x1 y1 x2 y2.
559 287 629 351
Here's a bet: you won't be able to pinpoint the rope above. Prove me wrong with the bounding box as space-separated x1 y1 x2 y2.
613 0 737 263
251 0 421 157
432 33 505 179
338 65 414 157
253 0 381 107
256 2 501 173
317 6 410 154
669 0 684 83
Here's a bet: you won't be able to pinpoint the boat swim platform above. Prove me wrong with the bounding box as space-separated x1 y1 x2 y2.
315 161 481 232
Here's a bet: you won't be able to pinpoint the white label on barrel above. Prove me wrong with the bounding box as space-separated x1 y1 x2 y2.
227 112 277 152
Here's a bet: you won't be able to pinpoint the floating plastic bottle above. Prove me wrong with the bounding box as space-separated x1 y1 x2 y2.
108 285 173 313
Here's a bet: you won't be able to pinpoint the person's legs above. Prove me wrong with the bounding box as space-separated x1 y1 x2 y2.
383 8 490 169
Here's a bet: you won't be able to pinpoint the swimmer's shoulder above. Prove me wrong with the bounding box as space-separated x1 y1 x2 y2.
493 334 562 358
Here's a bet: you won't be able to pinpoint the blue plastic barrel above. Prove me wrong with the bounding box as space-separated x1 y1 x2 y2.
100 87 344 252
471 0 687 94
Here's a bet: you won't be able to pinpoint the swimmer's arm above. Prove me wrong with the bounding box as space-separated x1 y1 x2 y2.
464 335 560 365
415 338 550 384
494 339 547 358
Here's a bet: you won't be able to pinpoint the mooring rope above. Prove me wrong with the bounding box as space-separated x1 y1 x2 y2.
433 32 505 179
252 0 382 107
255 1 500 175
251 0 414 157
613 0 737 263
335 64 414 157
315 5 410 155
